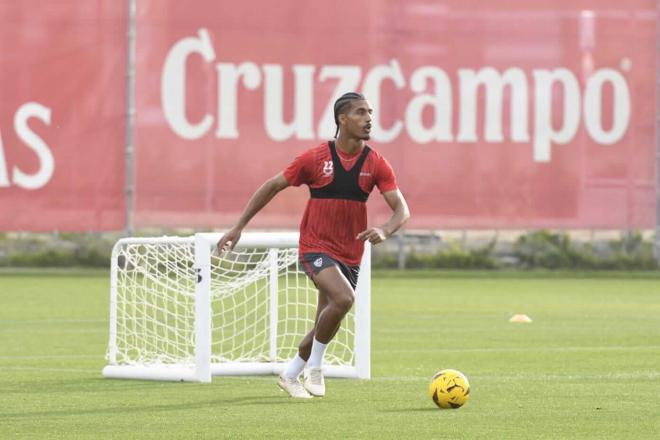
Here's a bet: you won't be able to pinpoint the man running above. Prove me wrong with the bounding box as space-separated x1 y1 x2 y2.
217 92 410 398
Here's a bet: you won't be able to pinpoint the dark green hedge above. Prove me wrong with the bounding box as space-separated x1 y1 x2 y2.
0 231 657 270
512 230 657 270
372 230 658 270
0 233 114 268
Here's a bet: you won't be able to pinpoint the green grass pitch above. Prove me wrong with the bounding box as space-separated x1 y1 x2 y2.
1 270 659 439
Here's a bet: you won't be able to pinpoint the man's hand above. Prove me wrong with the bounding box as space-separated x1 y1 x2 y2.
216 227 242 255
356 227 387 245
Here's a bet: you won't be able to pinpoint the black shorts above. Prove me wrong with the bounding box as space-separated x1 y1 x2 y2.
299 252 360 290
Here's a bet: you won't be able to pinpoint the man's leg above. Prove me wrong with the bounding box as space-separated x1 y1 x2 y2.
296 289 329 361
297 260 354 360
281 287 328 379
280 262 354 397
309 265 355 344
284 279 341 362
278 282 331 398
303 265 355 396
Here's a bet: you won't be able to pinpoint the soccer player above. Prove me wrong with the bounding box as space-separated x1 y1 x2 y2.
216 92 410 398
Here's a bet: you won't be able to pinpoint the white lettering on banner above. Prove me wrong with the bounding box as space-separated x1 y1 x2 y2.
405 66 453 143
215 62 261 139
457 68 529 143
362 59 406 143
263 64 315 141
162 28 216 140
533 69 581 162
0 102 54 190
162 28 633 163
583 68 630 145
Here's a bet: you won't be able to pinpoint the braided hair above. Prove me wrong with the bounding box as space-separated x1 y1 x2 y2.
333 92 366 138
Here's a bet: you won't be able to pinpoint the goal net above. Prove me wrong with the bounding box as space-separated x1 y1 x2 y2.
103 232 371 382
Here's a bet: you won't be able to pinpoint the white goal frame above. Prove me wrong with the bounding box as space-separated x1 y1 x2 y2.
102 232 371 382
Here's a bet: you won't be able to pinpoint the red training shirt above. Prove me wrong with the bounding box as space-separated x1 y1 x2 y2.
283 141 398 265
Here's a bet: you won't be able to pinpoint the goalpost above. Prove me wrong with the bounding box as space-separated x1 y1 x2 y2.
102 232 371 382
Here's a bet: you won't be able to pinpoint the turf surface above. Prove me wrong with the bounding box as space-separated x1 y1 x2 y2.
1 271 659 439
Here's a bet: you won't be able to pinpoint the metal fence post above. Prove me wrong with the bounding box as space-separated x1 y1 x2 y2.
125 0 137 235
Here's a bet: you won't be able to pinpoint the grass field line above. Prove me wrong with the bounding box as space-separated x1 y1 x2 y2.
220 371 660 382
0 366 99 374
0 328 106 334
1 366 659 382
0 354 99 360
371 371 660 382
1 344 658 361
0 319 105 324
376 344 660 354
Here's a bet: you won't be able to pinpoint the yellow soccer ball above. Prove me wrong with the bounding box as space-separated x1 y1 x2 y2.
428 369 470 409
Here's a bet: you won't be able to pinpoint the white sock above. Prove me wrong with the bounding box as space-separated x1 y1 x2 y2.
307 338 328 369
283 354 306 379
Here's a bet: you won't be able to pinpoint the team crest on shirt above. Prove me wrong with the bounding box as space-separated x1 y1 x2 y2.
314 257 323 267
322 160 333 176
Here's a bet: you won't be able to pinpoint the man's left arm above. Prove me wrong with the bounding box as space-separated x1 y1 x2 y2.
357 189 410 244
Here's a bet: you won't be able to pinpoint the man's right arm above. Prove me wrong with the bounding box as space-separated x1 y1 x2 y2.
216 172 290 252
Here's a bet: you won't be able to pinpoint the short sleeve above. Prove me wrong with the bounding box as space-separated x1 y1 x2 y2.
374 156 398 193
283 149 314 187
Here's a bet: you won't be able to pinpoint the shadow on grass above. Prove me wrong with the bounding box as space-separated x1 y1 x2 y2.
380 407 444 413
0 393 316 420
0 377 190 395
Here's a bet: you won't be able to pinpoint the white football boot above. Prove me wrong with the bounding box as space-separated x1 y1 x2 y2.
303 367 326 397
277 374 313 399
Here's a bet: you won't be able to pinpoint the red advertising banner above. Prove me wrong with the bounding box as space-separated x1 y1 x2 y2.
1 1 656 232
0 1 126 231
134 0 657 230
